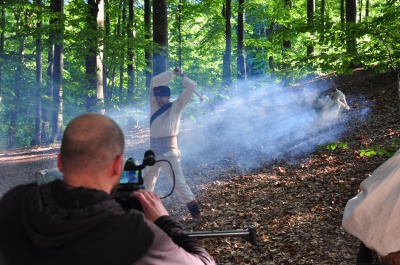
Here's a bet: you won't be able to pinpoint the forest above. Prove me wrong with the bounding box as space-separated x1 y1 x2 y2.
0 0 399 149
1 0 400 264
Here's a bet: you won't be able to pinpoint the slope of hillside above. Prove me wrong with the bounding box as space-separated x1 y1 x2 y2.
0 68 399 264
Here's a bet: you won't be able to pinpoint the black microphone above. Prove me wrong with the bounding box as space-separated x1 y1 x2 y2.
142 150 156 167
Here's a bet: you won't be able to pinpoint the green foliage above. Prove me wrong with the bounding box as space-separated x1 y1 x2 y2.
358 139 400 158
318 141 348 151
1 0 400 148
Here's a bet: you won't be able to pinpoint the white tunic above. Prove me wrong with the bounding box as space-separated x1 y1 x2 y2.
149 71 197 138
342 149 400 256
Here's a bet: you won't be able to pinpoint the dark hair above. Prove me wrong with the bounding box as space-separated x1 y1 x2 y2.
153 86 171 97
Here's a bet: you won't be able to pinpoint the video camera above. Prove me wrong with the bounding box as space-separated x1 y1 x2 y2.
113 150 156 211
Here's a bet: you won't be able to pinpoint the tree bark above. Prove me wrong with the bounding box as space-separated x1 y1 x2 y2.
346 0 358 66
307 0 315 57
32 0 43 145
153 0 168 76
9 12 25 148
0 7 4 114
86 0 104 113
119 0 126 94
127 0 135 98
269 21 275 72
178 0 182 68
237 0 246 80
50 0 63 142
144 0 152 88
321 0 325 44
222 0 232 86
283 0 292 51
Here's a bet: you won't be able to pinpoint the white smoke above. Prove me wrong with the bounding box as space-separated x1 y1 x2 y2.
176 76 365 172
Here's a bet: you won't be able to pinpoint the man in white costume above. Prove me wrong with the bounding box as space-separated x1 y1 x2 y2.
143 67 203 228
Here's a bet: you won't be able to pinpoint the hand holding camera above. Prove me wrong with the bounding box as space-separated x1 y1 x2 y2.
130 189 169 222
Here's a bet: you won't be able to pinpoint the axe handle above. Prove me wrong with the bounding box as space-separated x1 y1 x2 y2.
194 90 203 102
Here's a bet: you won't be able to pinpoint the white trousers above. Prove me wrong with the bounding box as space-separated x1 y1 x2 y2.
143 149 195 204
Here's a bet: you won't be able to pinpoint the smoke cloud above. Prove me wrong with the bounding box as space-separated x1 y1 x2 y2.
175 77 367 172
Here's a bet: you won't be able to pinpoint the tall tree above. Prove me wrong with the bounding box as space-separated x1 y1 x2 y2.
0 5 4 114
307 0 315 56
119 0 126 93
346 0 358 66
32 0 43 145
127 0 135 97
320 0 325 44
103 0 110 105
144 0 152 88
237 0 246 80
50 0 64 142
86 0 104 113
177 0 182 68
153 0 168 75
283 0 292 52
9 10 26 147
44 0 55 144
341 0 345 24
222 0 232 86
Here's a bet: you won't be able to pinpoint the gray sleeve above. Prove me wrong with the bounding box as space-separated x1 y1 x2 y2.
133 216 215 265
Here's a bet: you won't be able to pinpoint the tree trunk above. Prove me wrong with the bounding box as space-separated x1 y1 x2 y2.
0 7 4 114
178 0 182 68
32 0 43 145
103 0 110 107
236 0 246 80
119 0 126 94
346 0 358 67
269 21 275 72
127 0 135 98
86 0 104 113
222 0 232 86
283 0 292 53
43 18 53 144
398 72 400 116
153 0 168 76
321 0 325 44
97 0 104 113
50 0 63 142
341 0 345 25
144 0 152 88
9 13 25 148
307 0 315 57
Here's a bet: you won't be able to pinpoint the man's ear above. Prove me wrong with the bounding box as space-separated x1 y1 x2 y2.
57 154 64 173
113 154 124 177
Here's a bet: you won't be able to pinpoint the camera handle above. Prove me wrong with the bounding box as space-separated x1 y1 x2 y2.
186 225 259 247
152 159 176 199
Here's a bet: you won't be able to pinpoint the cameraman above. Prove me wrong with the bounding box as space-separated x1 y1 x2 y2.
0 113 215 265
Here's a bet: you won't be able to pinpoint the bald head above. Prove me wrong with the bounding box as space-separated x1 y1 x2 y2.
60 113 125 175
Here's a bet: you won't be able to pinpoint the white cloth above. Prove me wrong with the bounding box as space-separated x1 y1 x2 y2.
143 149 195 204
342 149 400 256
149 71 197 138
144 70 197 204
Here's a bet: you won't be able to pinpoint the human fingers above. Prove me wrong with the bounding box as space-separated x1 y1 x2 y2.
131 190 169 222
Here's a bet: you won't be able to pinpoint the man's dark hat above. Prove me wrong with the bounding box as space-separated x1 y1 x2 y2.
153 86 170 97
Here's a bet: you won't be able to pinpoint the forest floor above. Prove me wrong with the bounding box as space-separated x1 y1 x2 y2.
0 68 399 264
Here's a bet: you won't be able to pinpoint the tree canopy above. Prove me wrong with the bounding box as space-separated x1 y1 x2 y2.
0 0 399 148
